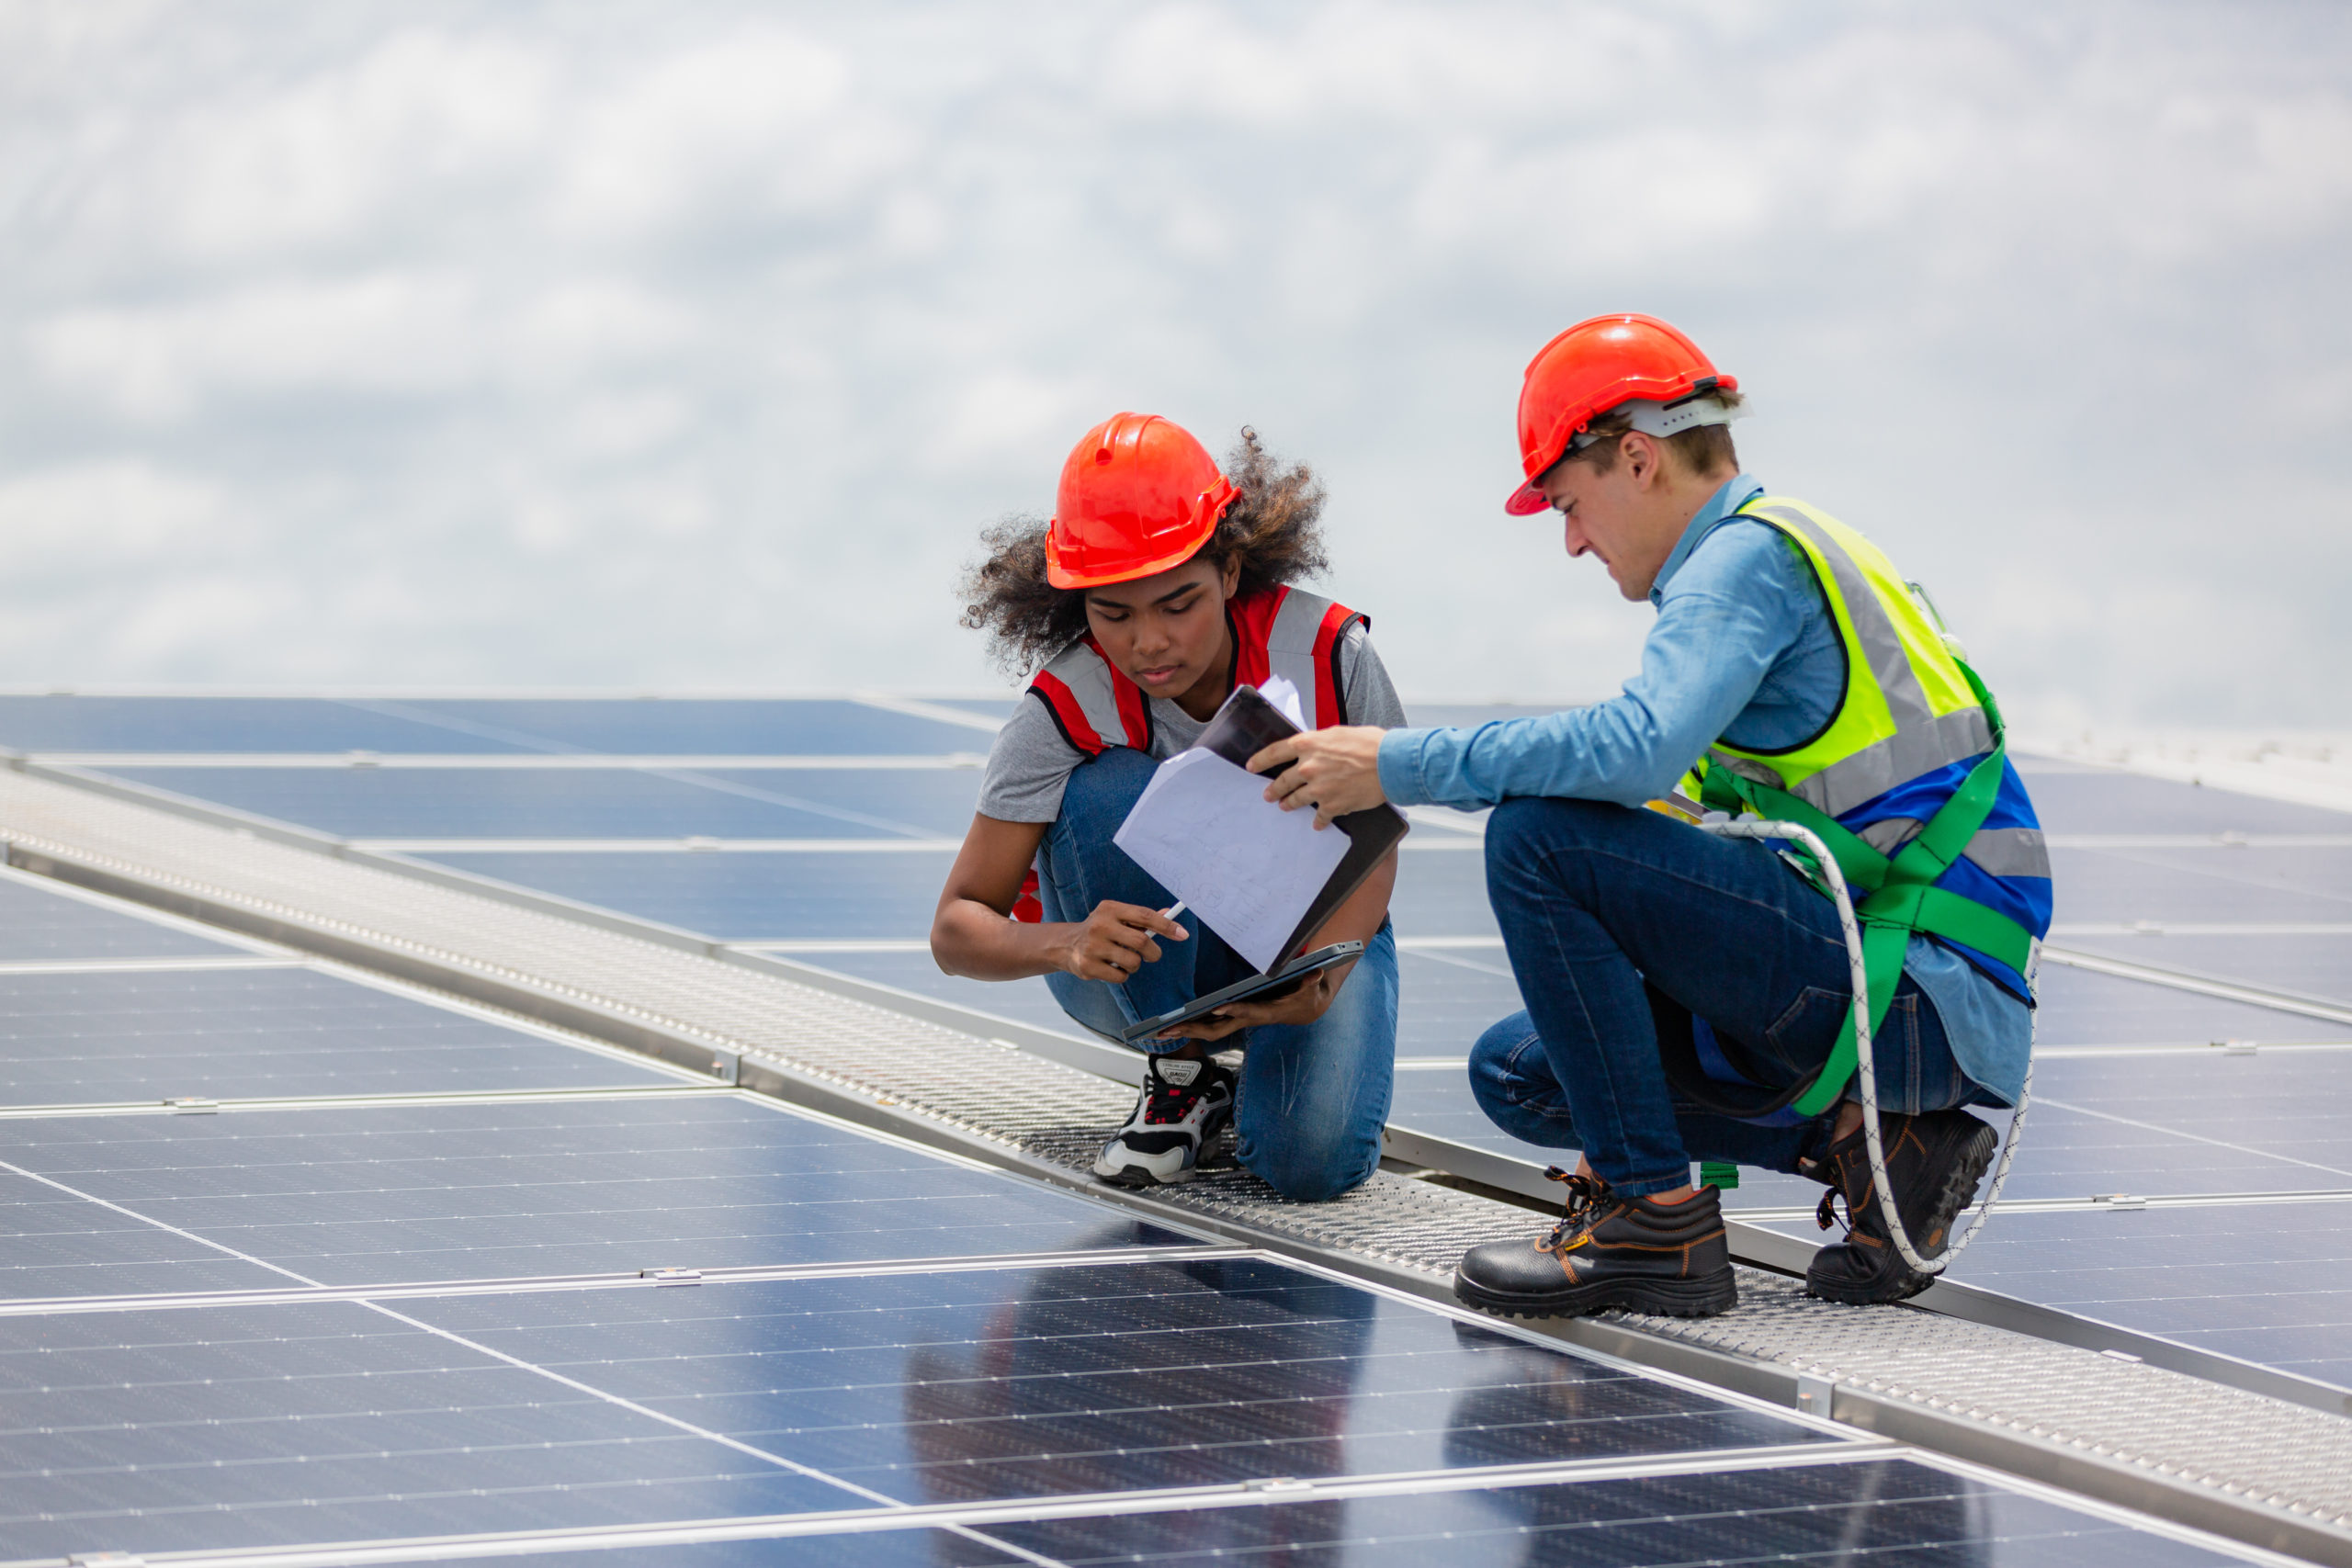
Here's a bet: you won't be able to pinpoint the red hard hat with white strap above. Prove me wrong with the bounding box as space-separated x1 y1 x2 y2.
1046 412 1240 589
1505 314 1743 515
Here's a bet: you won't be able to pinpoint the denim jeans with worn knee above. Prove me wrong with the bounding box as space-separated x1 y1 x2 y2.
1035 748 1397 1201
1472 795 1987 1197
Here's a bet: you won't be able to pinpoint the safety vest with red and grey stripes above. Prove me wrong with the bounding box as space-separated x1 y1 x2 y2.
1012 585 1366 920
1025 585 1367 757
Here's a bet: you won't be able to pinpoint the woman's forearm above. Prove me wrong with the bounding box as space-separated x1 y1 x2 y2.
932 897 1074 981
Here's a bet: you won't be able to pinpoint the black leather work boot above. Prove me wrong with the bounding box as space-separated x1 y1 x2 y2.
1453 1169 1737 1320
1804 1109 1998 1304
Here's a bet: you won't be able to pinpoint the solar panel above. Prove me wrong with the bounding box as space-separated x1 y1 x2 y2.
2055 931 2352 1007
0 1298 854 1559
0 965 684 1106
104 764 948 842
0 694 534 754
2018 762 2352 836
2031 1050 2352 1176
989 1458 2253 1568
0 871 246 961
399 1258 1837 1505
2033 965 2349 1046
394 697 990 755
398 1456 2256 1568
0 1169 287 1299
2051 845 2352 925
1770 1200 2352 1393
3 1095 1197 1288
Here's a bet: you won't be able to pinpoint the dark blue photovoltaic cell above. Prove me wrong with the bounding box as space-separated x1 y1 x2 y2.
104 766 944 841
1391 847 1504 937
2049 846 2352 925
2032 965 2347 1046
397 698 987 756
0 1170 284 1299
0 1300 856 1560
986 1458 2253 1567
1767 1201 2352 1393
2030 1050 2352 1176
0 965 681 1105
695 767 986 835
4 1096 1195 1287
2017 761 2352 836
0 874 242 961
422 850 955 941
408 1257 1830 1507
0 695 533 754
423 1531 1018 1568
2057 931 2352 1007
410 1462 2256 1567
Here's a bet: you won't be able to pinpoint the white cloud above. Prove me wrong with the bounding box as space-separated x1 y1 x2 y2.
0 0 2344 725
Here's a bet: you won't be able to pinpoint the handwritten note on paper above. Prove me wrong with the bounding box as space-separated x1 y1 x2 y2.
1113 747 1351 973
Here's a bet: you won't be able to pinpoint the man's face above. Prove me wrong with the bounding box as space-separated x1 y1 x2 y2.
1538 434 1679 602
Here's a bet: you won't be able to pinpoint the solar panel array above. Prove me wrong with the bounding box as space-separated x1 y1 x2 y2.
0 692 2324 1562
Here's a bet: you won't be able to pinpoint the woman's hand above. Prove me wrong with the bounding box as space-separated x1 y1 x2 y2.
1057 900 1187 983
1161 961 1351 1043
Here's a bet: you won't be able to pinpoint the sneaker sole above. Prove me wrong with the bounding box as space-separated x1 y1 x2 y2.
1807 1117 2000 1305
1451 1268 1737 1321
1096 1163 1197 1190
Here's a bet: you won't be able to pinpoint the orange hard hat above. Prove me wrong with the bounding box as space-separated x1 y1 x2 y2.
1505 314 1737 515
1046 412 1239 589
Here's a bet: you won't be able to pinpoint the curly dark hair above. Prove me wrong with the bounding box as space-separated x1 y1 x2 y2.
959 428 1330 676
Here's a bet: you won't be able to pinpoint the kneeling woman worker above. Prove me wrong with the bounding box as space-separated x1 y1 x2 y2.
932 413 1404 1198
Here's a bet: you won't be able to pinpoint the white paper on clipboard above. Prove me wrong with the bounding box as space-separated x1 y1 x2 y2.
1113 744 1350 973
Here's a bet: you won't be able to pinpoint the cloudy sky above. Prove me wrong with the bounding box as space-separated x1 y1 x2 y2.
2 1 2346 729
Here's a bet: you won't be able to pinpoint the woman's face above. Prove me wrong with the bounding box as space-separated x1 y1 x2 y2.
1081 554 1242 714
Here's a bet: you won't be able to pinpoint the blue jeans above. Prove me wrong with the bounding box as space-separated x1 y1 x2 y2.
1474 796 1983 1198
1036 748 1398 1202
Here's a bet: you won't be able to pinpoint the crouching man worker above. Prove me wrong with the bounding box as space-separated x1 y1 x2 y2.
1251 316 2052 1317
931 413 1404 1198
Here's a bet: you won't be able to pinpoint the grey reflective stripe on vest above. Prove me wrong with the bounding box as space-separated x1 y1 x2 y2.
1857 818 2052 880
1745 503 1935 730
1035 640 1142 752
1713 705 1994 818
1267 587 1355 727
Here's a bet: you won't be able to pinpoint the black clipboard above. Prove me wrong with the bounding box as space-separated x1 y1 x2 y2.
1113 684 1408 1044
1119 940 1364 1043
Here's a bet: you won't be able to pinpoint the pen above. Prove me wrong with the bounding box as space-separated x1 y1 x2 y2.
1161 901 1187 921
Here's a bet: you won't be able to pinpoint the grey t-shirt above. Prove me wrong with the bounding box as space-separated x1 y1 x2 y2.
977 622 1408 822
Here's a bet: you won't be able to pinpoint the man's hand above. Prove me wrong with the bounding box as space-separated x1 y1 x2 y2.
1057 900 1186 983
1159 962 1350 1043
1249 725 1388 829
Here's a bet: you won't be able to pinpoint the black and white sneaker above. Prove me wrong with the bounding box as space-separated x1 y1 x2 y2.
1093 1054 1237 1188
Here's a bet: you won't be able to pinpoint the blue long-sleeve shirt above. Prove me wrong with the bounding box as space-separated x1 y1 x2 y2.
1377 475 2030 1103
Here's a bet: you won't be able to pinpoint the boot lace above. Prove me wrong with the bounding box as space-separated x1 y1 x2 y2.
1144 1065 1207 1124
1539 1167 1611 1251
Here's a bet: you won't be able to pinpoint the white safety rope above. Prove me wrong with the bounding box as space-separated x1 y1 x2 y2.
1702 818 2031 1276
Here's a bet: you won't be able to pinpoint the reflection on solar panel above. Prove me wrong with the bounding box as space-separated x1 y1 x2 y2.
0 866 248 960
0 695 2338 1562
0 963 683 1104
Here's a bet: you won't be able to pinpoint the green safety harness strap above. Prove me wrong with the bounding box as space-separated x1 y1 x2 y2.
1697 661 2033 1120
